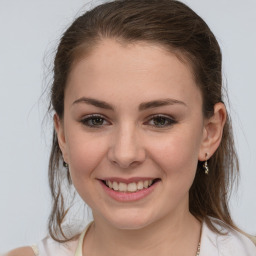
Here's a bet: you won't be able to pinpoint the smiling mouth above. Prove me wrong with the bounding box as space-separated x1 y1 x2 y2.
102 179 161 193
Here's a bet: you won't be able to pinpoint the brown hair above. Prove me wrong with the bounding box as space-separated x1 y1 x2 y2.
48 0 239 242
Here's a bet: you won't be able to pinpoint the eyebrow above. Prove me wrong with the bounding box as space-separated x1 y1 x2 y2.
72 97 114 110
138 98 187 111
72 97 187 111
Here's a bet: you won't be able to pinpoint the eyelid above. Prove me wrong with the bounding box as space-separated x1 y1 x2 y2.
145 114 177 128
79 113 176 129
80 114 111 128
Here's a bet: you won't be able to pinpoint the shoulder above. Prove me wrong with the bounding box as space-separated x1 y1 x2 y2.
35 235 79 256
201 218 256 256
4 247 35 256
4 236 79 256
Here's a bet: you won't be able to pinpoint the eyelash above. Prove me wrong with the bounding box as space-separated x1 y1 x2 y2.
80 114 110 128
80 114 177 128
146 114 177 128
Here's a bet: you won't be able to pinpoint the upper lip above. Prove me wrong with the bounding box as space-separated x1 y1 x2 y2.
99 177 159 184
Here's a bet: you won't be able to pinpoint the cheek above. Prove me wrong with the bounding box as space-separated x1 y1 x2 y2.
65 132 110 207
148 128 202 181
65 130 108 181
148 131 201 208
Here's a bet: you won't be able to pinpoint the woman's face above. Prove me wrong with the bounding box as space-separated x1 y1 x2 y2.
56 39 207 229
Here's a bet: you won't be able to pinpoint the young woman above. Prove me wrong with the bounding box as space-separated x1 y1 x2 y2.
6 0 256 255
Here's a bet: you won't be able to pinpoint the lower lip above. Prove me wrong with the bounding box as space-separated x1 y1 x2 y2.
100 181 158 202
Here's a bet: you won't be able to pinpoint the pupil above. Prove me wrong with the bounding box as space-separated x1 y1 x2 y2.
92 118 103 125
154 117 166 126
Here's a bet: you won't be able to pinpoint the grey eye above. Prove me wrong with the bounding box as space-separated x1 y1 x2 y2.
81 115 109 127
147 115 176 128
153 116 169 126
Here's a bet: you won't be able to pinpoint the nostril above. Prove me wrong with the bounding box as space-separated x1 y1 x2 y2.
107 139 146 169
110 159 140 169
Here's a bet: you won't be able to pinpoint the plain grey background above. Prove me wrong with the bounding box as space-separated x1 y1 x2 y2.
0 0 255 252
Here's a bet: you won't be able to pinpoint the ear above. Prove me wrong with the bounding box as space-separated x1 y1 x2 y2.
54 114 69 164
199 102 226 161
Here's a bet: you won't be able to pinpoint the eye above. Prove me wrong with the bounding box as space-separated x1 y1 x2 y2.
80 114 110 128
146 115 176 128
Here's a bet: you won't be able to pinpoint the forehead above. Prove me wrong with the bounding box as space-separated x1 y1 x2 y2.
66 39 202 107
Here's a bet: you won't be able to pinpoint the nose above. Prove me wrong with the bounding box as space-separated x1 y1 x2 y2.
107 124 146 169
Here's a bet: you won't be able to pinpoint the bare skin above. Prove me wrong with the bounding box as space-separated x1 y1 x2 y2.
84 211 201 256
4 247 34 256
55 39 226 256
8 39 226 256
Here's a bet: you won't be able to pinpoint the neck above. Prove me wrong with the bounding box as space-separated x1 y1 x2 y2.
83 210 201 256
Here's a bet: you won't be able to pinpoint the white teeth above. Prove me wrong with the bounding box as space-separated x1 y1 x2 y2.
113 181 119 191
127 183 137 192
119 182 127 192
106 180 113 189
137 181 144 190
105 179 155 192
143 180 149 188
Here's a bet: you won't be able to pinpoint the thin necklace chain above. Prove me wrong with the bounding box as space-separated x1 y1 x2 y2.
196 222 202 256
196 242 201 256
77 222 202 256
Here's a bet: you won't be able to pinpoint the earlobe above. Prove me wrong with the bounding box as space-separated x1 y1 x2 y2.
54 114 68 163
199 102 226 161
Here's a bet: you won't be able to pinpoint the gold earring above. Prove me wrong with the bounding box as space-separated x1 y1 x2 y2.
203 153 209 175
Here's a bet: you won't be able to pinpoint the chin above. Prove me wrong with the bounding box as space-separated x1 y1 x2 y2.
103 209 156 230
112 219 152 230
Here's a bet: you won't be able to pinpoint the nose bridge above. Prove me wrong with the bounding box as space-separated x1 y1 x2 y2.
108 122 145 168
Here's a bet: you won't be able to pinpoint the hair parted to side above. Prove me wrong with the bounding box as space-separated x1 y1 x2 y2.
48 0 239 242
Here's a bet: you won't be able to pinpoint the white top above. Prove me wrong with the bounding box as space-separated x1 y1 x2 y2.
32 220 256 256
